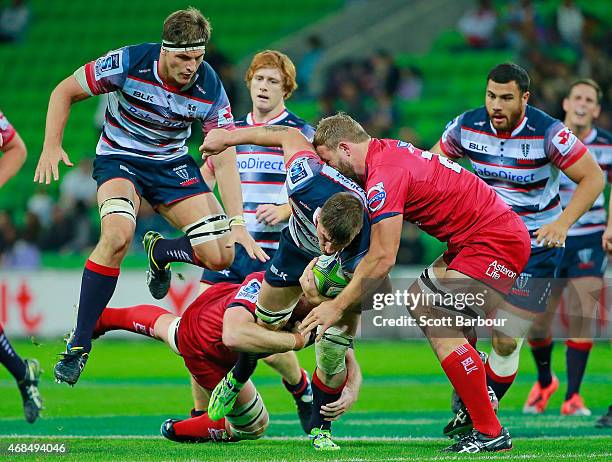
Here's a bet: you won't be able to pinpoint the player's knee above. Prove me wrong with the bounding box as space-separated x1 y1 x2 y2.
193 244 233 271
99 226 133 258
492 335 518 357
181 214 231 269
226 393 268 441
489 337 523 377
316 326 353 376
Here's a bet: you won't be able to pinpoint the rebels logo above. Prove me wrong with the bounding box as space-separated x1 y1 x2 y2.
367 182 386 213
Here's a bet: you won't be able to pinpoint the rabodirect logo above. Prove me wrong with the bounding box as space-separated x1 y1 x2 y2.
237 157 285 172
473 166 536 184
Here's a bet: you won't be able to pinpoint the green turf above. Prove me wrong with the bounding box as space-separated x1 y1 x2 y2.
0 339 610 460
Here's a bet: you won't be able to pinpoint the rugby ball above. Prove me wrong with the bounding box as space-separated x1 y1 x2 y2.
312 255 348 298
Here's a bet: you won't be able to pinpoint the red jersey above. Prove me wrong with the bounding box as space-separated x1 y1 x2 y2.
0 111 17 148
178 272 263 372
365 138 511 246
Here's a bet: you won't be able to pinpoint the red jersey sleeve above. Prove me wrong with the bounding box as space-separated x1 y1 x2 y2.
0 111 16 147
545 121 587 170
439 114 465 159
366 164 411 225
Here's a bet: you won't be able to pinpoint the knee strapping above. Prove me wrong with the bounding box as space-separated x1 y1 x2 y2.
255 300 297 326
99 197 136 224
226 392 268 440
315 326 353 376
166 317 181 355
182 214 229 246
489 337 524 377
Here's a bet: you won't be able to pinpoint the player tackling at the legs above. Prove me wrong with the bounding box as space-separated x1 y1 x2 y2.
90 272 361 443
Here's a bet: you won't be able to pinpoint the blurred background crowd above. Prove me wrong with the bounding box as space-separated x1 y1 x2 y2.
0 0 609 269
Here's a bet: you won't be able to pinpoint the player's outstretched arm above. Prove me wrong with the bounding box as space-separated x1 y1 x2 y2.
222 306 310 354
301 215 403 339
211 146 269 262
536 152 604 247
201 126 313 166
34 76 90 184
0 131 26 188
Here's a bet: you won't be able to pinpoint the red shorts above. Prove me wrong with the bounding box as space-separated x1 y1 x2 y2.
444 210 531 294
176 301 238 391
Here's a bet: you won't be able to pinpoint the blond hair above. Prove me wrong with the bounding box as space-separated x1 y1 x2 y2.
163 7 211 44
245 50 298 98
313 113 370 149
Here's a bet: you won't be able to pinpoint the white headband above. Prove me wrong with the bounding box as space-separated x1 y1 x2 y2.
161 40 206 53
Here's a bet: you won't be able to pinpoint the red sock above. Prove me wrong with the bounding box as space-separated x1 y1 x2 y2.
173 412 227 439
93 305 170 338
441 343 501 437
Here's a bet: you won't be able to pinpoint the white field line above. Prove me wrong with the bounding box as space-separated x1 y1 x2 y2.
0 435 610 442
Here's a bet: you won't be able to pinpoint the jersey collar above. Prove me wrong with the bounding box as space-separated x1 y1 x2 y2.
489 114 528 139
247 109 288 126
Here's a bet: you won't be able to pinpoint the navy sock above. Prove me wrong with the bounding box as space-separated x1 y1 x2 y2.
72 260 119 352
283 369 308 400
484 361 516 401
565 340 592 400
0 326 26 382
232 352 261 384
152 236 198 267
529 338 553 388
309 369 345 432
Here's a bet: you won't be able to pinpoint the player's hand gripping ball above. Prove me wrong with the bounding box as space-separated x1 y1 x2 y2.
312 255 348 298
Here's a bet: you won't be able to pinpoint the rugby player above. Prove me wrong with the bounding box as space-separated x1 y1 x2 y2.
203 127 370 450
91 271 361 443
429 64 604 432
0 112 43 423
524 79 612 416
195 50 316 432
0 325 42 423
0 110 27 188
284 112 535 453
33 8 265 385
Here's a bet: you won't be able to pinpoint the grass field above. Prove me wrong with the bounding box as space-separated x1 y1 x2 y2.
0 338 610 461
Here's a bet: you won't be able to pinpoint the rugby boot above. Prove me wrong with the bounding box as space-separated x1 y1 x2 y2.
208 369 244 421
18 359 43 423
143 231 171 299
54 345 89 386
561 393 591 416
442 427 512 453
310 427 340 451
160 419 230 443
444 386 498 438
595 406 612 428
523 375 559 414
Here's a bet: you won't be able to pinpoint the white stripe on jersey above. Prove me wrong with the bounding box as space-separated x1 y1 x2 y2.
461 128 562 229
